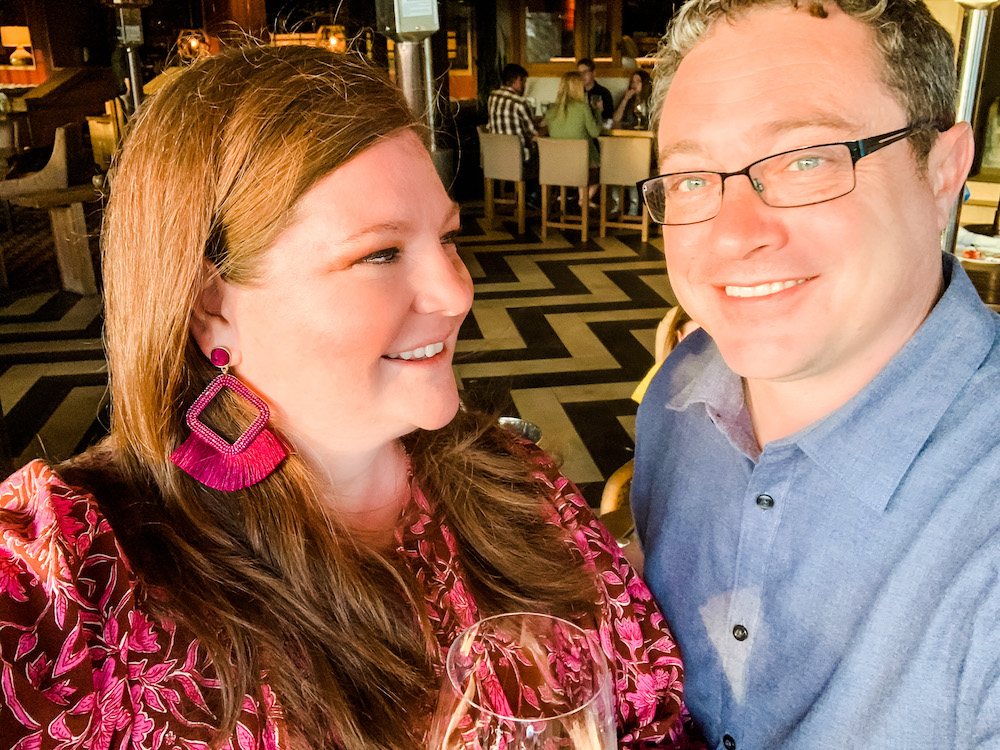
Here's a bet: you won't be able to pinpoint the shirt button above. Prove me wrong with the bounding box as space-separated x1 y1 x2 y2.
733 624 748 641
723 734 736 750
756 493 774 509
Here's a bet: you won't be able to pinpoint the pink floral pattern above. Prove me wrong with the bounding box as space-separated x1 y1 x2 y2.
0 457 699 748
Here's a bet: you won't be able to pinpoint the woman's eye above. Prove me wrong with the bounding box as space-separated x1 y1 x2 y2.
441 232 459 248
360 247 400 265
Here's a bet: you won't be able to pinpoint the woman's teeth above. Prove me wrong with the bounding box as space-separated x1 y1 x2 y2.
385 341 445 360
725 279 806 298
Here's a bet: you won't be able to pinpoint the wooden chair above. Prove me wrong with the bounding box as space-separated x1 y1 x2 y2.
538 138 591 242
598 135 653 243
599 459 643 572
478 127 526 235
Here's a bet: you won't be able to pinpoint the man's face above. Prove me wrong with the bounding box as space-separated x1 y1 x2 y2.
577 63 595 88
511 75 527 95
656 5 966 402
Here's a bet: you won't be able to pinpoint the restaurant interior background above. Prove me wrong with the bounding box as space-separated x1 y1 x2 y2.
0 0 996 205
0 0 997 503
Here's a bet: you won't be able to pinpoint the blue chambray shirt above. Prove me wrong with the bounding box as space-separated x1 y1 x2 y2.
633 255 1000 749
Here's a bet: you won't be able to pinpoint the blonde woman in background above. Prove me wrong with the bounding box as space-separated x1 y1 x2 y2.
543 70 602 204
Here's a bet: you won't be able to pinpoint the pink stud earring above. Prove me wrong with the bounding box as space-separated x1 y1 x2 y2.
169 346 287 491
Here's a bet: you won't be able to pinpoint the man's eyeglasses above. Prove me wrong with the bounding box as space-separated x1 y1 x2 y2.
637 125 921 226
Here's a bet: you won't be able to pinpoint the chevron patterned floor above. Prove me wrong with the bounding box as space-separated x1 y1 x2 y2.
0 201 675 506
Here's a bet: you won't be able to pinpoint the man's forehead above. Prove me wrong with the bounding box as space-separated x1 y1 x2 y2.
658 114 862 162
657 4 894 158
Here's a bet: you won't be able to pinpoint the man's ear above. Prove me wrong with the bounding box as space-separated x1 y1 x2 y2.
189 261 238 362
926 121 975 231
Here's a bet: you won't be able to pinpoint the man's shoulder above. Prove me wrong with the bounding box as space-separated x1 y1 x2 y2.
490 86 525 103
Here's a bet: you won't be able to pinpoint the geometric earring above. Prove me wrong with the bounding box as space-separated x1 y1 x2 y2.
169 346 287 491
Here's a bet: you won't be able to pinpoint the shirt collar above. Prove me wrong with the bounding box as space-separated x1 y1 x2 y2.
664 254 998 512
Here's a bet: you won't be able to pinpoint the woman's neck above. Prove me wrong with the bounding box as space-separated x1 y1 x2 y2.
301 439 411 539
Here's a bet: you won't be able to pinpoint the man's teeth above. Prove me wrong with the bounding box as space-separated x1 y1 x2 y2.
386 341 445 360
725 279 806 298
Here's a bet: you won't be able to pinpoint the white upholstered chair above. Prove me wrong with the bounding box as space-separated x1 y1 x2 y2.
597 135 653 243
478 127 526 235
537 137 591 242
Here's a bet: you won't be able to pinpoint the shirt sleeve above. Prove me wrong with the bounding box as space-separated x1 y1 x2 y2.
584 107 602 138
524 447 705 749
517 101 537 138
0 461 115 745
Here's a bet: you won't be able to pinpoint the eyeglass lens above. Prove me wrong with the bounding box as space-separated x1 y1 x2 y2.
643 143 858 225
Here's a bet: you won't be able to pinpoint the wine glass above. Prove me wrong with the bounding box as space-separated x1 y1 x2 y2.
429 612 616 750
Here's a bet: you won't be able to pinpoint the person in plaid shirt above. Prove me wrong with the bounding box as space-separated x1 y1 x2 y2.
487 63 538 165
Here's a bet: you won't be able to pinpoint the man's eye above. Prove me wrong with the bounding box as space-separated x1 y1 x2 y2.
788 155 823 171
441 232 459 248
361 247 400 264
668 176 709 193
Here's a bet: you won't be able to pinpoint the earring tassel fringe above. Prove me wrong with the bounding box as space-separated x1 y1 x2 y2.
170 429 286 491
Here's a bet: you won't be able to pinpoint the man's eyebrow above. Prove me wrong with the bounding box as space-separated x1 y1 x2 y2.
338 202 462 247
761 115 859 138
658 140 705 163
658 115 862 164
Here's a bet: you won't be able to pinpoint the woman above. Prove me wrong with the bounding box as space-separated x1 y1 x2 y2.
0 46 697 749
544 70 602 166
612 69 653 130
543 70 602 205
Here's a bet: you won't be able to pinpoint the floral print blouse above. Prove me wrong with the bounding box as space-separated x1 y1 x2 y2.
0 458 698 748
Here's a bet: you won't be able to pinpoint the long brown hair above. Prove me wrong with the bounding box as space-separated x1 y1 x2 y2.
93 45 595 749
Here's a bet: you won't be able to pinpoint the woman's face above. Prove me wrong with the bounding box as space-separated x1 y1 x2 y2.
199 130 473 458
630 73 643 93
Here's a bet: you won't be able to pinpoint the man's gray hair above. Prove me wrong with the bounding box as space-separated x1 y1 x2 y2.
650 0 956 162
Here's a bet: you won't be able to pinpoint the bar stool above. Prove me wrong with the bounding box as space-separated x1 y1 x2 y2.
597 135 653 243
478 127 526 235
538 138 591 242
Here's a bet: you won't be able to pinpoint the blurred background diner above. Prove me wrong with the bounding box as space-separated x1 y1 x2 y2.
0 0 998 510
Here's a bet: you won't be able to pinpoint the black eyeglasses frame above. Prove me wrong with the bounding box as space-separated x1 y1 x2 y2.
637 124 923 226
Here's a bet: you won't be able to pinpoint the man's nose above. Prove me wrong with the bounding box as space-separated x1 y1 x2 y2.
707 173 786 259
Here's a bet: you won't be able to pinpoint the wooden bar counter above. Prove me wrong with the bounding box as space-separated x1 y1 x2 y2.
10 184 101 295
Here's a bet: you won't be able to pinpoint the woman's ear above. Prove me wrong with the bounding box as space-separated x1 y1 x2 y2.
189 261 238 362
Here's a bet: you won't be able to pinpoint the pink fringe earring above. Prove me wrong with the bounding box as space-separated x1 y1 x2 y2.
170 347 287 491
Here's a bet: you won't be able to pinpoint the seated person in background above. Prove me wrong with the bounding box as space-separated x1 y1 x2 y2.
0 45 701 749
613 69 653 130
633 0 998 746
543 70 602 205
487 62 538 168
577 57 614 119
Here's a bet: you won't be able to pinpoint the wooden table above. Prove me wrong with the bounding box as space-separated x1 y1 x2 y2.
603 128 656 139
10 184 101 295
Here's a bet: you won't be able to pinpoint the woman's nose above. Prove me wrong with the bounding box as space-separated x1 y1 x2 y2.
412 242 474 317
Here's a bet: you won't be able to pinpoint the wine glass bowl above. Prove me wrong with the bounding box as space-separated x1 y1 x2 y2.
429 612 616 750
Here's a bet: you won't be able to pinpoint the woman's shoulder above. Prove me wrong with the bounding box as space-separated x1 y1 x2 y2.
1 459 108 540
0 457 134 604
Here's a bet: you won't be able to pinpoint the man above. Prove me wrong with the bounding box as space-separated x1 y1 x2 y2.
487 63 538 165
632 0 995 747
577 58 613 119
